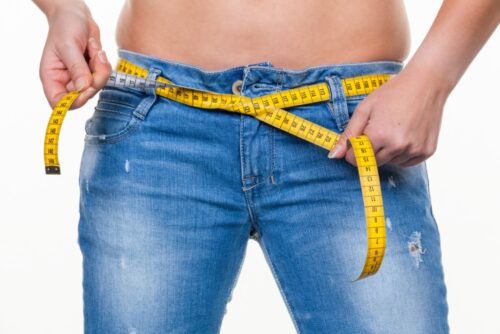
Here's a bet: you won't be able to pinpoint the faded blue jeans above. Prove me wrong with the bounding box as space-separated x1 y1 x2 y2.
78 49 449 333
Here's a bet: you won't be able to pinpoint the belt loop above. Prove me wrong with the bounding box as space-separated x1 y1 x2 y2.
145 67 162 96
133 67 161 120
325 75 349 131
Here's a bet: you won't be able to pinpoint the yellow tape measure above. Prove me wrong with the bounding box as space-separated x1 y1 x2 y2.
44 58 390 281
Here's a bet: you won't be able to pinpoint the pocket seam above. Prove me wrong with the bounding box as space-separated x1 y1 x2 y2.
84 66 161 145
95 99 138 111
94 105 136 119
84 93 148 145
84 116 142 145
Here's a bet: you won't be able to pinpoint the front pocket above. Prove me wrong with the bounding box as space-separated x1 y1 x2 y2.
84 87 151 145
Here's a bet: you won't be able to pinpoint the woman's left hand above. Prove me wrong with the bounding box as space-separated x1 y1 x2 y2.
328 67 449 168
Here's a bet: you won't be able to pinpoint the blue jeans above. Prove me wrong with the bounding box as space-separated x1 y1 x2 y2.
78 49 449 333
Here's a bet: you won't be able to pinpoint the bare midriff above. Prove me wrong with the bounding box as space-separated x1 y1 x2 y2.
116 0 411 71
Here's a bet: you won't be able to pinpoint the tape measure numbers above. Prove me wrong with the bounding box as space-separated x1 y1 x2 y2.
44 58 391 281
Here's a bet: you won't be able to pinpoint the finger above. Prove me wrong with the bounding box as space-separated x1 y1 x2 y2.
88 21 102 51
385 152 417 166
85 22 102 63
371 147 401 167
65 79 76 92
328 104 370 159
87 36 101 60
57 42 93 92
41 70 72 108
345 135 381 167
400 156 425 168
344 144 357 167
90 49 112 89
72 50 112 109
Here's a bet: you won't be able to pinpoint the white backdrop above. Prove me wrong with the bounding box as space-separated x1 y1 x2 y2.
0 1 498 333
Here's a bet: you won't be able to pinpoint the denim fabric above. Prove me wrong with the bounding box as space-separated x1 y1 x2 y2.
78 48 449 333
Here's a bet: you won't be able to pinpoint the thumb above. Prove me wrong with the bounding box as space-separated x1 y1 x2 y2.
58 42 92 92
328 104 370 159
90 49 113 85
71 49 113 108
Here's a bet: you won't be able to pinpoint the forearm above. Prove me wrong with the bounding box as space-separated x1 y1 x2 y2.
403 0 500 97
32 0 88 20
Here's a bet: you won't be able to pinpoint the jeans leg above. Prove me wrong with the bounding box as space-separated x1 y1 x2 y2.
251 105 449 334
77 96 250 334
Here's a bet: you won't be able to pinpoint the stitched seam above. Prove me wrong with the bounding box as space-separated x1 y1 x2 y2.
85 86 158 145
277 71 284 91
119 48 403 75
422 161 441 235
240 67 251 94
132 94 156 121
96 100 139 110
243 191 259 231
239 115 247 184
333 77 349 131
84 118 141 145
325 77 338 126
271 123 276 179
240 64 402 75
324 76 346 131
346 93 369 101
119 48 249 74
93 108 135 118
335 80 346 127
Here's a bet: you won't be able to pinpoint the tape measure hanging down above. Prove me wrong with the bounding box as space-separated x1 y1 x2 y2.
43 58 391 281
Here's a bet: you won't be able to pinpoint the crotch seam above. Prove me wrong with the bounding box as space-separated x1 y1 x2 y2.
243 190 260 235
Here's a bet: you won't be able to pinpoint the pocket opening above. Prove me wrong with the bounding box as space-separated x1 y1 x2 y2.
84 89 154 145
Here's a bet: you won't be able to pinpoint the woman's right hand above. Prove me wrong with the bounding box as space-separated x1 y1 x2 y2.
38 1 112 109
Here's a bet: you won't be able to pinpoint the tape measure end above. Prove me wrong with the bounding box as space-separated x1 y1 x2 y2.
350 277 366 284
351 276 364 283
45 166 61 175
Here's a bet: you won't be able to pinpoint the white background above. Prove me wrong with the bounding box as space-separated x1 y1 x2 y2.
0 1 499 333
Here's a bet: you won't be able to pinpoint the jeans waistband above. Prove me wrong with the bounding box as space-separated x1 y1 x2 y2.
117 48 403 102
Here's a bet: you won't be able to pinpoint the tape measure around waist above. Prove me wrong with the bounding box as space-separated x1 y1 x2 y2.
44 58 390 281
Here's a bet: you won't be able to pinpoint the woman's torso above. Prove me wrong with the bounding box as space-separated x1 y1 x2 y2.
116 0 410 70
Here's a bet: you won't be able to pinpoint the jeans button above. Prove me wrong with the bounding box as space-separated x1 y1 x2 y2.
232 80 243 95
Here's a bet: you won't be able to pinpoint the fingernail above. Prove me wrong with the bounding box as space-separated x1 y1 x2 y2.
89 37 99 50
75 78 88 91
98 50 108 64
328 146 341 159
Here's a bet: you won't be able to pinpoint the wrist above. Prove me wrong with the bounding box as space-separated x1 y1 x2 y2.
36 0 90 21
399 60 452 106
